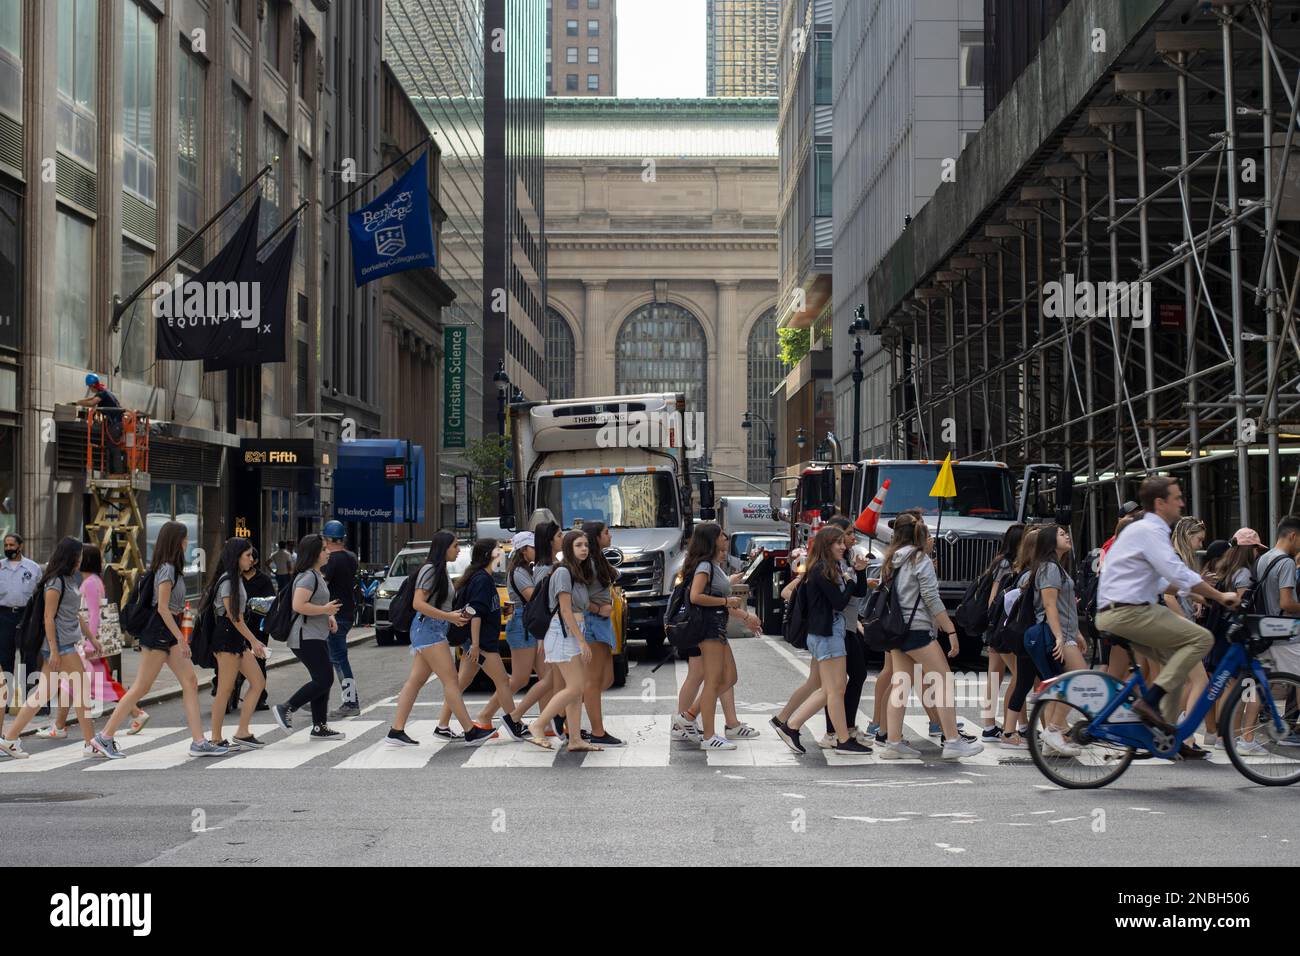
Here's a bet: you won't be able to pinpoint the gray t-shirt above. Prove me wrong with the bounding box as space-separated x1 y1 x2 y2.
152 563 185 613
507 565 534 606
1229 567 1253 592
839 559 864 618
586 557 613 606
693 560 732 598
531 562 553 588
214 575 247 619
46 576 81 646
414 562 454 613
1033 562 1079 640
1256 548 1296 617
288 570 330 647
548 566 590 616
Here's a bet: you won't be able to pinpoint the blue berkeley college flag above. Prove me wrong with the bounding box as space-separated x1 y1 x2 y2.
348 150 436 286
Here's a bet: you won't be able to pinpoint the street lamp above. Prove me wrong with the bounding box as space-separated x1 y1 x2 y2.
795 426 808 452
741 410 778 481
493 362 510 437
849 304 870 464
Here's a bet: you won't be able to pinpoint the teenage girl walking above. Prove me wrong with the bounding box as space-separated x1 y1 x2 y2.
91 522 222 759
453 538 525 741
474 531 539 729
496 521 563 739
270 535 345 740
579 520 623 748
202 538 269 750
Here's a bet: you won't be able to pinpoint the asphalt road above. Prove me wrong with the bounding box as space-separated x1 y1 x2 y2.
2 632 1297 867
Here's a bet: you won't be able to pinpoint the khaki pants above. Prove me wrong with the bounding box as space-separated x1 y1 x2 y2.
1096 603 1213 722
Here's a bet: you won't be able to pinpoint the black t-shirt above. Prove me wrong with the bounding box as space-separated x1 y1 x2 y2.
95 389 123 437
323 549 359 618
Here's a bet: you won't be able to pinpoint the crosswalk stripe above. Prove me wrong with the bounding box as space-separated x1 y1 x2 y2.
211 722 380 769
333 721 445 769
0 727 181 773
705 715 799 767
580 715 673 767
86 726 260 772
462 732 560 767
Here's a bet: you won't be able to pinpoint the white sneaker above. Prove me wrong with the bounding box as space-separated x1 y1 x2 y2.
817 732 836 750
941 738 985 760
35 726 68 740
1235 737 1267 756
0 738 29 759
83 744 106 758
700 734 737 751
1040 729 1082 757
671 717 703 741
725 723 760 740
877 740 922 760
851 727 873 746
1201 733 1219 749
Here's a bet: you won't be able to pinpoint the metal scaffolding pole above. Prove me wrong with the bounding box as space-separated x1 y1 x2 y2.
1134 93 1158 468
1222 13 1252 522
1262 0 1282 532
1079 153 1100 542
1174 50 1205 517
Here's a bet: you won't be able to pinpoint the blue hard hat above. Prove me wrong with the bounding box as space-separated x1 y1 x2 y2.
322 520 346 540
85 372 101 388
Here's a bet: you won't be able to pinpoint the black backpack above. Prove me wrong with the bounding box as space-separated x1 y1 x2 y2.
666 569 726 651
522 567 557 641
990 576 1036 655
265 573 321 642
781 578 809 650
17 578 69 671
953 567 997 637
119 569 157 636
386 572 419 633
190 585 219 670
862 576 921 653
1074 549 1103 641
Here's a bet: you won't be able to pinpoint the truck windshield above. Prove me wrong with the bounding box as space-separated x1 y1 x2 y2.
874 465 1015 519
537 472 680 529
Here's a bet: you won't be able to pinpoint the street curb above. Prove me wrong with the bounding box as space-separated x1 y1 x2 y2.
135 627 378 708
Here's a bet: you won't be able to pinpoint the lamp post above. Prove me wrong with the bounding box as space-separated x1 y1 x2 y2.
849 304 869 464
493 362 510 438
795 426 808 457
741 410 778 481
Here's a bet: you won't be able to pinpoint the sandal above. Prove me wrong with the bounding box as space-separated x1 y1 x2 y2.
526 736 554 750
566 742 604 752
126 712 151 736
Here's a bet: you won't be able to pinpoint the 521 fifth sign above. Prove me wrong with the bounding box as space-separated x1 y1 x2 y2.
443 326 466 449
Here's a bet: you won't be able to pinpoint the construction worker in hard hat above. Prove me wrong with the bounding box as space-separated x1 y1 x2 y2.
321 519 362 718
75 373 127 473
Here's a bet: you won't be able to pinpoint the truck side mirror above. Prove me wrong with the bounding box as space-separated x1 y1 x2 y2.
769 482 781 518
498 482 515 531
699 478 716 521
819 470 836 509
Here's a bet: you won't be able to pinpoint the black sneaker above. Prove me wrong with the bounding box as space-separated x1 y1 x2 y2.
464 724 496 746
587 732 625 748
499 714 527 742
875 730 888 747
271 704 292 732
981 725 1003 741
774 721 806 755
432 725 464 741
553 716 566 739
234 734 267 749
310 724 344 740
385 728 418 747
956 729 977 743
835 738 873 755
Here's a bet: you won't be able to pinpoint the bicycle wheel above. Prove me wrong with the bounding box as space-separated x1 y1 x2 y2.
1028 698 1135 789
1221 670 1300 786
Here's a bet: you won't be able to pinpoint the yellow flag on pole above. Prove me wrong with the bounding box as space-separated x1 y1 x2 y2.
929 453 957 499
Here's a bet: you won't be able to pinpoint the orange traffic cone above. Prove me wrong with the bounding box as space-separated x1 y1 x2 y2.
181 601 195 642
855 479 891 536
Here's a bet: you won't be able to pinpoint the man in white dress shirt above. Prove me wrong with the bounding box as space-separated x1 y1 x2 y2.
1096 477 1240 731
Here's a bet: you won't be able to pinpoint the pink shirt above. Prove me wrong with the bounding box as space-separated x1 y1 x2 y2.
81 573 104 637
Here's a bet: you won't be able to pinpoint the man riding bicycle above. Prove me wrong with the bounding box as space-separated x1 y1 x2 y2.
1095 477 1241 746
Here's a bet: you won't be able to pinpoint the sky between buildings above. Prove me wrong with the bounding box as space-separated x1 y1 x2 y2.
616 0 706 97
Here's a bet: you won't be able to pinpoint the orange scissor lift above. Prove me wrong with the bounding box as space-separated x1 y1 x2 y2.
84 408 151 604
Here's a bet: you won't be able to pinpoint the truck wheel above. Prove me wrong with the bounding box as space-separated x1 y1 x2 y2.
612 653 628 688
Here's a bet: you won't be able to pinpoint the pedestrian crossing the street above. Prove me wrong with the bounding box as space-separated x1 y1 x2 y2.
0 708 1247 773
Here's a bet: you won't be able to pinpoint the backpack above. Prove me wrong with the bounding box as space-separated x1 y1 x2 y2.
119 569 157 636
1074 548 1103 641
17 578 68 672
522 567 557 641
953 567 997 637
446 582 474 646
665 573 725 651
190 586 219 670
1203 553 1291 644
781 578 809 650
982 570 1018 651
265 572 322 643
386 570 420 634
990 577 1037 655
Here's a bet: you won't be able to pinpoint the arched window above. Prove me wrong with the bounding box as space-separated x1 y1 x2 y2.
545 308 576 400
746 308 780 484
615 302 708 449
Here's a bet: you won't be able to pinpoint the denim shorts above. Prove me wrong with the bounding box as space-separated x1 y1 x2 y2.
584 611 616 649
899 629 935 653
41 640 81 660
504 608 535 650
543 615 583 662
410 614 450 654
807 613 847 662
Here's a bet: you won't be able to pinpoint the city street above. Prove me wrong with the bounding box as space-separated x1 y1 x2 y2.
3 633 1296 867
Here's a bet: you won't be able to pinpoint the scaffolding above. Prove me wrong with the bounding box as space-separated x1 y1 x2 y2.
874 0 1300 548
83 408 151 602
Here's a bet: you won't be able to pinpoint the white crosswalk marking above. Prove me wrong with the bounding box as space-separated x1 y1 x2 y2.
705 715 799 766
87 726 263 772
463 733 560 767
0 727 181 773
581 715 672 767
211 722 380 769
333 721 446 769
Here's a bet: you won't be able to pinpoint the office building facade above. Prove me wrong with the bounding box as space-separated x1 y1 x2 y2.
546 0 616 97
706 0 780 97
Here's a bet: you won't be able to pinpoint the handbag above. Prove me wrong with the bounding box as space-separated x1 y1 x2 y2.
86 600 124 659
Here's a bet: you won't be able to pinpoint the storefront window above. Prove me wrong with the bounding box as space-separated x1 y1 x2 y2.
0 427 15 537
145 482 203 583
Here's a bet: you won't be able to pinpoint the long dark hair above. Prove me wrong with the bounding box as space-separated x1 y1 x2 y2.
582 520 616 588
558 530 591 585
292 534 325 575
681 522 723 589
533 520 560 568
1026 525 1067 588
806 525 845 586
37 536 83 592
882 513 929 582
150 520 188 577
422 531 456 609
202 538 252 620
987 523 1025 576
455 538 497 591
1214 542 1262 591
507 538 533 582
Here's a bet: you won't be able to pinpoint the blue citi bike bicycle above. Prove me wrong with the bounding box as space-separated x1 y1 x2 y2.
1027 613 1300 788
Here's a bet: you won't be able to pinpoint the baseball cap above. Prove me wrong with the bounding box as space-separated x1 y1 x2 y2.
1119 500 1141 517
510 531 534 551
1231 527 1263 548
